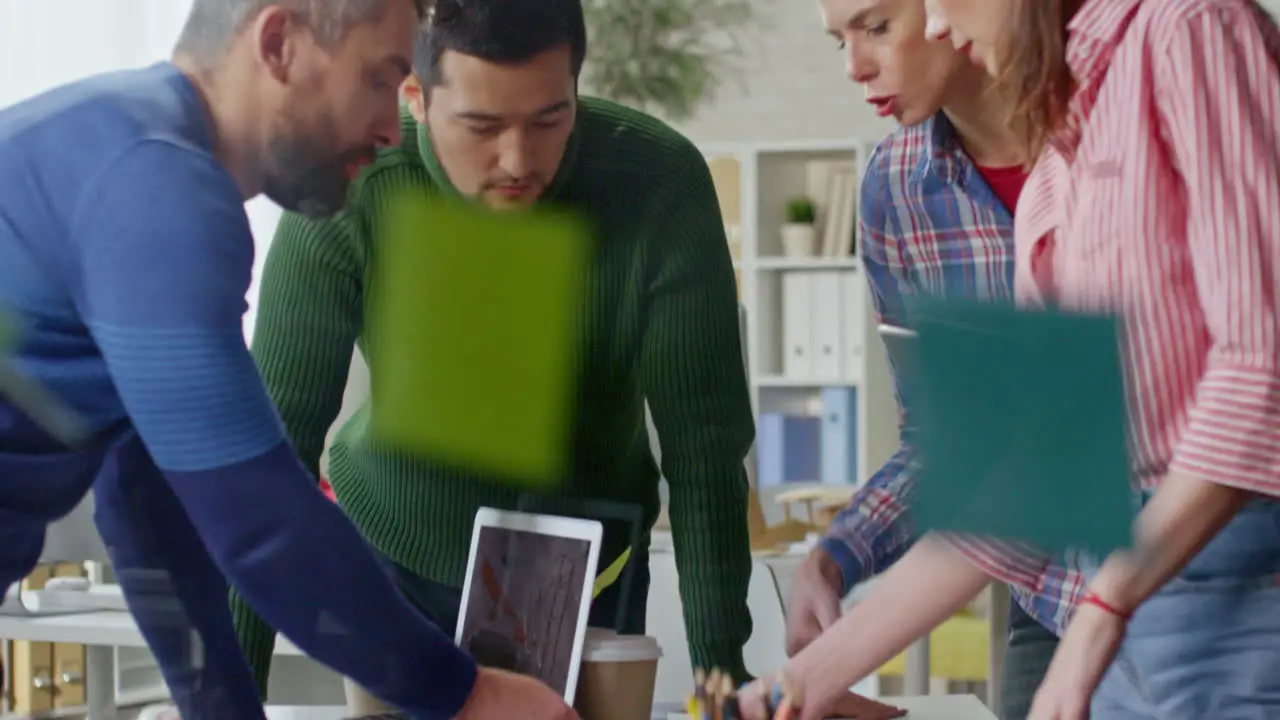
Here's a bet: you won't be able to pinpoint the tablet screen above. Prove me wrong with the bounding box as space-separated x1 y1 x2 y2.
457 524 593 695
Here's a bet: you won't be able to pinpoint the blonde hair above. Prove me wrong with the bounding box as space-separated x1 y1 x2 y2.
996 0 1085 160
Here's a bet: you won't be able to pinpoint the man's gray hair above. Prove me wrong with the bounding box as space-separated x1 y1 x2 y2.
174 0 425 64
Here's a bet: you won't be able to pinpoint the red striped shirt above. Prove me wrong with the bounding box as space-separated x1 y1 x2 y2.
954 0 1280 591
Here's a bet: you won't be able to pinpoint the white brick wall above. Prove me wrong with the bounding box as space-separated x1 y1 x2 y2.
584 1 896 145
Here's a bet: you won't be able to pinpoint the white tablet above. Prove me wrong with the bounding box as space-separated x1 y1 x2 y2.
456 507 603 702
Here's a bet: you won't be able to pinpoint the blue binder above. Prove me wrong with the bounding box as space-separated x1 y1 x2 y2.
820 387 859 485
757 413 821 487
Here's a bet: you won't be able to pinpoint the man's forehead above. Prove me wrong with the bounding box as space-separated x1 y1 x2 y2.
435 53 573 116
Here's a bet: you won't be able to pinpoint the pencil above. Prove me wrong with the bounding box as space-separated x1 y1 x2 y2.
710 668 725 720
694 668 710 720
720 674 739 720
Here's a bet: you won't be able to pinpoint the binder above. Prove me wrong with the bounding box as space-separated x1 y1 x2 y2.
810 273 843 379
781 272 813 377
820 387 859 485
757 413 822 487
838 269 867 381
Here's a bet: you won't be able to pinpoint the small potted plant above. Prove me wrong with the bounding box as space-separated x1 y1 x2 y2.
781 197 817 257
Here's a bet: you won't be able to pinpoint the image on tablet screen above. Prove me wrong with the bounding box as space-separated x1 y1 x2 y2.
457 525 591 695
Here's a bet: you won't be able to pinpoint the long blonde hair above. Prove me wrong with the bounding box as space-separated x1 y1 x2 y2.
997 0 1085 160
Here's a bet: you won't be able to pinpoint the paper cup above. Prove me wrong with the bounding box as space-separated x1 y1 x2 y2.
574 629 663 720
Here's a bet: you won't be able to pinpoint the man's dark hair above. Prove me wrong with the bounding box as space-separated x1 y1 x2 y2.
174 0 428 67
413 0 587 86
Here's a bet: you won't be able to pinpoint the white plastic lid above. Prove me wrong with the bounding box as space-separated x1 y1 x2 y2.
581 628 663 663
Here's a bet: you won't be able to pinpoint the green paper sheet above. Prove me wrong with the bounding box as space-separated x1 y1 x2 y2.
905 297 1136 556
368 192 590 487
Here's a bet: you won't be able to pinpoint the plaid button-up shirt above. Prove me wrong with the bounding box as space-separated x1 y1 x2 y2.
819 112 1083 633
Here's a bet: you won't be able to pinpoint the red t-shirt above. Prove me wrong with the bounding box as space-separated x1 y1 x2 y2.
975 163 1028 215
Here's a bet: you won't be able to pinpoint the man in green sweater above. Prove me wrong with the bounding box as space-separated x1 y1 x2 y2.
230 0 756 709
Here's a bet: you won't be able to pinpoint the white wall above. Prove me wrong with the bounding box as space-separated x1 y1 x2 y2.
0 0 283 342
625 2 895 144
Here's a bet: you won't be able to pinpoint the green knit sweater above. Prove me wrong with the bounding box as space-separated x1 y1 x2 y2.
230 98 756 690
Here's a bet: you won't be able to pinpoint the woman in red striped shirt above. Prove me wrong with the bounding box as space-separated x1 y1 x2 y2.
933 0 1280 718
737 1 1280 719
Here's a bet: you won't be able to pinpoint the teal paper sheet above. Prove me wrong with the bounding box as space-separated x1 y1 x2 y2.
905 297 1136 556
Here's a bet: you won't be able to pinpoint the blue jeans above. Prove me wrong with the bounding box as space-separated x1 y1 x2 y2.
1087 501 1280 718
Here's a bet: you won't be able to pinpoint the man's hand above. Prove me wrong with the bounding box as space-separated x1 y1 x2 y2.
455 667 579 720
785 547 845 655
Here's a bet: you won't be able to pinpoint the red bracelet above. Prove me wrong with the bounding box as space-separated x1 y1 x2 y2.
1081 591 1132 621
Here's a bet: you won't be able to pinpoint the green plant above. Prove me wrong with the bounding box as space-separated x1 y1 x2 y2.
786 197 816 225
581 0 756 121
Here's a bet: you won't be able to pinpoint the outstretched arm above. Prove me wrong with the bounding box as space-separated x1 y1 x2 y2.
818 194 922 592
73 140 475 718
639 147 755 680
228 209 365 695
742 536 990 719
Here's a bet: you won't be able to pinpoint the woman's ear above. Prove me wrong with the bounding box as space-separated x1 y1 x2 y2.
400 76 427 123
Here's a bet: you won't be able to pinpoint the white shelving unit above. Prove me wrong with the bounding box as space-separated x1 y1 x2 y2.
698 139 899 489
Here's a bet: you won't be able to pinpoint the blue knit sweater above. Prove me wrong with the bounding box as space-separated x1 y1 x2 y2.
0 62 474 719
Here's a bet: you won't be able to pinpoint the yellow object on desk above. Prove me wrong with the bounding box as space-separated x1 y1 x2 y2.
592 547 631 599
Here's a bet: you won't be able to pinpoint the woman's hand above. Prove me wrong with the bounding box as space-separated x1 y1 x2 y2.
735 674 776 720
735 672 830 720
1027 602 1127 720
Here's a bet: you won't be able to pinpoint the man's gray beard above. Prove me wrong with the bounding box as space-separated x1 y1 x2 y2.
261 130 350 218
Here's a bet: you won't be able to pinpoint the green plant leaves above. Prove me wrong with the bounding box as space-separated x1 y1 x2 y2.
581 0 755 120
